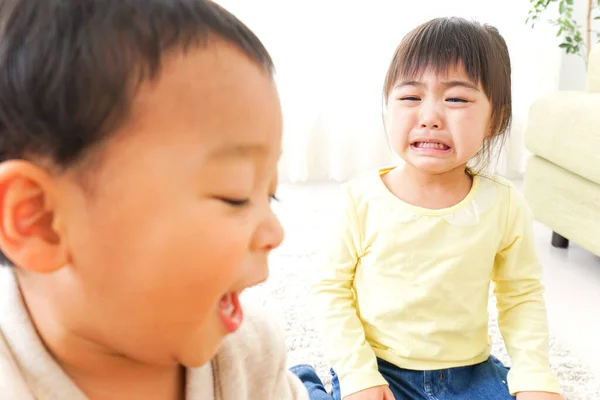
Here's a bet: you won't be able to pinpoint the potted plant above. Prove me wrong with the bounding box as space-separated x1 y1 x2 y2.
526 0 599 65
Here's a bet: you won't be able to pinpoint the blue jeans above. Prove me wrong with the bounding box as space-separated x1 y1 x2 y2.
291 356 515 400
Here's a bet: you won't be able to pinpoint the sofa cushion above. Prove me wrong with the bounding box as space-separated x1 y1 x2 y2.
525 155 600 257
525 91 600 185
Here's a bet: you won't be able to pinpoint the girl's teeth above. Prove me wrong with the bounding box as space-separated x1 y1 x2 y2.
416 142 447 149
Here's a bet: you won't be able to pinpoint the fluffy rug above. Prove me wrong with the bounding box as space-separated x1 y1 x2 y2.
244 184 600 400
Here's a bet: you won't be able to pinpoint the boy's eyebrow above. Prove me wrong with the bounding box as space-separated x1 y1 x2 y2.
210 144 282 159
211 144 267 158
395 80 480 91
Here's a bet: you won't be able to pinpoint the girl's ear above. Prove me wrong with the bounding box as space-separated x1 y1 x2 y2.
0 161 69 272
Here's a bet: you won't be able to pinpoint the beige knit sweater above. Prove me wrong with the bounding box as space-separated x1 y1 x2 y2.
0 268 309 400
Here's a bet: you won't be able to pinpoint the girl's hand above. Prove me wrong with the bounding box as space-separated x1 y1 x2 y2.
516 392 564 400
344 385 395 400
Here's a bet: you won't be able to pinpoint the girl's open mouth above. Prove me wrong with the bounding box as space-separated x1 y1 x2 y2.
411 141 451 152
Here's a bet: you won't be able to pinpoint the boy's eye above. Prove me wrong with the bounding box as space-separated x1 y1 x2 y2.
400 96 420 101
446 97 468 103
220 197 250 207
220 194 279 207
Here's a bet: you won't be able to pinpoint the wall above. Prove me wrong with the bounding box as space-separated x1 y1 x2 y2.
558 0 598 90
216 0 565 181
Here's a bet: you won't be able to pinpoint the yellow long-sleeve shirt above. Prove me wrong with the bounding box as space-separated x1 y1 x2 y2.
312 167 561 398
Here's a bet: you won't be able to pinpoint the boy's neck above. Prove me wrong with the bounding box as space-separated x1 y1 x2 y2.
17 271 187 400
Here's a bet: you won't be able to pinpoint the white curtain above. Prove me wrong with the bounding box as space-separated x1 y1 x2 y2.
217 0 563 183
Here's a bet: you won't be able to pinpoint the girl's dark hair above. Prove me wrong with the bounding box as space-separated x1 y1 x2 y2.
0 0 274 266
383 17 512 171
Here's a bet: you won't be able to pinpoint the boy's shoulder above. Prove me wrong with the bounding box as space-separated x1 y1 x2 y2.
208 299 308 399
0 293 35 400
0 340 29 399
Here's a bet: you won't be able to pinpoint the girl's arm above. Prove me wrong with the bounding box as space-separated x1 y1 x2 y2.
492 186 562 397
311 184 388 399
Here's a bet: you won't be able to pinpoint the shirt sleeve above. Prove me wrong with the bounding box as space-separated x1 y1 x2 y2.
311 184 388 398
492 186 561 395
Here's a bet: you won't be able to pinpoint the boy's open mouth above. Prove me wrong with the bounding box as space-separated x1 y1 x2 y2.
218 292 243 333
410 141 451 152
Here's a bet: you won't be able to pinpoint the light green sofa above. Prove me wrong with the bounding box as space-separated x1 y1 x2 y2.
523 46 600 257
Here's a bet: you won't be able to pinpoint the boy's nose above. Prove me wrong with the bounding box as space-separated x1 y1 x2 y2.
251 212 284 253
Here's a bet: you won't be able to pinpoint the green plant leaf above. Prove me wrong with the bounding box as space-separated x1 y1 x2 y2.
527 0 590 62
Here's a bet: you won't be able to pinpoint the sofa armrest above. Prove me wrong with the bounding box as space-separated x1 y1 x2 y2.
525 91 600 184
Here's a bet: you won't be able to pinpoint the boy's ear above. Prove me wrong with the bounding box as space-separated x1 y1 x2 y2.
0 161 68 272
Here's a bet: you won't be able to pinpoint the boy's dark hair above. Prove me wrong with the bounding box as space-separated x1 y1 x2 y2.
0 0 274 265
0 0 273 167
383 17 512 171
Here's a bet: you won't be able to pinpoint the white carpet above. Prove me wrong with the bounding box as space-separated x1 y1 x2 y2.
244 184 600 400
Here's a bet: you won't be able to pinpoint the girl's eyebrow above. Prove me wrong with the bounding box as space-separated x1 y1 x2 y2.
394 80 480 91
441 80 480 91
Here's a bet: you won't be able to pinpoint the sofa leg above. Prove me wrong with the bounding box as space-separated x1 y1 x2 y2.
551 232 569 248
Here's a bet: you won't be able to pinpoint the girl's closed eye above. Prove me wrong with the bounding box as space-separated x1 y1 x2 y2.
400 96 421 101
446 97 469 103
